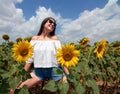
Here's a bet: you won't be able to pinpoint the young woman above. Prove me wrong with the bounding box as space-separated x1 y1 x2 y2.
16 17 69 89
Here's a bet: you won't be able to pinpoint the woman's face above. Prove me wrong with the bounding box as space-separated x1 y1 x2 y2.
44 18 56 33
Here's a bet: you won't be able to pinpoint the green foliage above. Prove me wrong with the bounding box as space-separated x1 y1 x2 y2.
57 82 69 94
43 80 69 94
43 80 58 92
0 40 30 94
0 75 10 94
14 86 28 94
0 36 120 94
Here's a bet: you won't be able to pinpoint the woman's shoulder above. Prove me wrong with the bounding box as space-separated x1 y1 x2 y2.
51 35 59 40
31 36 38 40
31 35 59 41
31 36 42 40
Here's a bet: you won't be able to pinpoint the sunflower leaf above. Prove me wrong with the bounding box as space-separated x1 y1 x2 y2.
57 82 69 94
43 80 57 92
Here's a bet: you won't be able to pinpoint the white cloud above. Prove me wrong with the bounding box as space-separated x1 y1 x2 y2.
13 0 23 3
0 0 120 45
58 0 120 44
0 0 61 42
0 0 25 41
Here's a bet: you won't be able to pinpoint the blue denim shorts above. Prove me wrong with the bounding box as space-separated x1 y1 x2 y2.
33 67 65 81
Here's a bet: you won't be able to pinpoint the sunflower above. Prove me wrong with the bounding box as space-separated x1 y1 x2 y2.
2 34 9 40
12 40 33 62
94 39 107 59
56 44 80 67
79 37 90 46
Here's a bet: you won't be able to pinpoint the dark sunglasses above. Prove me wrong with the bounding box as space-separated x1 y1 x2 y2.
48 19 56 26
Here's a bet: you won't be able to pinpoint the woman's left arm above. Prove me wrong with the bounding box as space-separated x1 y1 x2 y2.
63 66 70 75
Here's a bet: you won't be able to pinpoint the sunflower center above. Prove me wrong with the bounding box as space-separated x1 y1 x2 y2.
63 53 73 61
20 49 28 56
82 41 88 45
97 45 103 53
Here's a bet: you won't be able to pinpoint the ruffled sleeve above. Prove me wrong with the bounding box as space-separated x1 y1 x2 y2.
54 40 61 49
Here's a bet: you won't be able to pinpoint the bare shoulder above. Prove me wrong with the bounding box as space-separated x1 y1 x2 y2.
31 36 38 40
51 35 59 40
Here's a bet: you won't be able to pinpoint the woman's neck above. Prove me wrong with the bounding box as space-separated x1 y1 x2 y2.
40 33 51 40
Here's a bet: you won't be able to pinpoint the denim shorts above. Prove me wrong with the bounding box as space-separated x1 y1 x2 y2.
33 67 65 81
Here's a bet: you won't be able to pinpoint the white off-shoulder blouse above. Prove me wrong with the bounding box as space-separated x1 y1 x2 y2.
26 40 61 68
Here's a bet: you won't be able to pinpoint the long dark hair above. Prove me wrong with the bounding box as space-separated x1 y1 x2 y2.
37 17 56 36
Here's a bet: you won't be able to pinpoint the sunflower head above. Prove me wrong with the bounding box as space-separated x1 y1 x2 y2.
111 41 120 53
24 37 32 42
12 40 33 62
2 34 9 40
112 41 120 47
16 38 23 43
94 39 107 59
56 43 80 68
8 41 14 46
79 37 90 46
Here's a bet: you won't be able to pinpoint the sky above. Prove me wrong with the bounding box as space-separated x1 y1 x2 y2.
0 0 120 45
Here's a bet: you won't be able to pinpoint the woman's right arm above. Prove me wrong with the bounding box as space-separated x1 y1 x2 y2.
24 62 32 72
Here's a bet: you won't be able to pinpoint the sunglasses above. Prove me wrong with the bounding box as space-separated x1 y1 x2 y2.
48 19 56 26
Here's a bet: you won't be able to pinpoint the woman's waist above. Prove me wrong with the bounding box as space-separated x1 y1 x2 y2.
33 62 59 68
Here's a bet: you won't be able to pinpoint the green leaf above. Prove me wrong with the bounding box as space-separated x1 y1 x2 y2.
20 69 31 81
75 83 85 94
18 85 29 94
53 67 63 75
57 82 69 94
9 76 21 89
87 79 99 94
0 77 10 94
43 80 57 92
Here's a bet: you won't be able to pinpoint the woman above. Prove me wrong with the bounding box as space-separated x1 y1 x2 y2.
16 17 69 89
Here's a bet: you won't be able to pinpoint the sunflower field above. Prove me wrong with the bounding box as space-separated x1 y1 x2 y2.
0 34 120 94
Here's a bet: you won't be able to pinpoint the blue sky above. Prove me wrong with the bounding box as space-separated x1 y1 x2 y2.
16 0 109 20
0 0 120 44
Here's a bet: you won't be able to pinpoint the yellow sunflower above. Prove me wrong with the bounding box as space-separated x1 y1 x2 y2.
94 39 107 59
79 37 90 46
56 44 80 68
12 40 33 62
